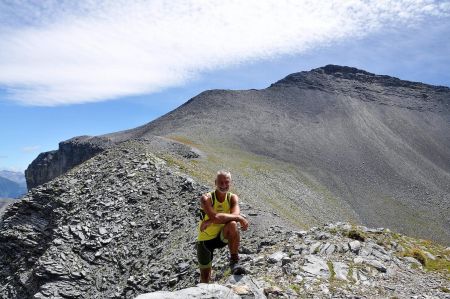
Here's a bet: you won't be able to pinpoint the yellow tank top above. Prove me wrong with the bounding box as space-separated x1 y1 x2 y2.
197 191 232 241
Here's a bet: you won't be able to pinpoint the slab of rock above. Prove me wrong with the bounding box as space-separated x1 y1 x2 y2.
302 255 329 278
267 251 287 264
135 283 240 299
226 275 266 299
332 261 349 281
364 259 387 273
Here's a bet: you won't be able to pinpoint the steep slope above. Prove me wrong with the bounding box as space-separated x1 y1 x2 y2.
25 65 450 243
106 65 450 243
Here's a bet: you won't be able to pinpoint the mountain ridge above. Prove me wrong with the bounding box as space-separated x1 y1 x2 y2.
24 65 450 244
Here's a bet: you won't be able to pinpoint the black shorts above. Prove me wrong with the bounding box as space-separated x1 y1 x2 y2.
196 230 228 269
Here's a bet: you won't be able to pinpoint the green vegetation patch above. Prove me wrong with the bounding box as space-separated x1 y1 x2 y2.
347 228 367 242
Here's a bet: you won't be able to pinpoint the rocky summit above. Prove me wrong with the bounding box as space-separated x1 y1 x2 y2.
1 139 449 298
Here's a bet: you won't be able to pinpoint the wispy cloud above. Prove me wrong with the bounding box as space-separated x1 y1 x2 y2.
0 0 449 106
21 145 41 153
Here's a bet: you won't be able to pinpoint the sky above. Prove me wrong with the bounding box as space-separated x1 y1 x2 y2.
0 0 450 172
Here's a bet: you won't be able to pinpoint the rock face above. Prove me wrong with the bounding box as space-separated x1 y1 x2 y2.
1 139 449 298
25 135 201 192
25 136 112 190
25 65 450 243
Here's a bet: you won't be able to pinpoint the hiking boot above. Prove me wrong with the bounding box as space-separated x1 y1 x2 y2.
229 261 246 275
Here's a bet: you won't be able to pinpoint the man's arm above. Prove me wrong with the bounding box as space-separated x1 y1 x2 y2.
200 193 248 231
229 194 248 230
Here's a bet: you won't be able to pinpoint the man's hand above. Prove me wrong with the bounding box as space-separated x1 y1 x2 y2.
238 216 249 231
200 219 212 232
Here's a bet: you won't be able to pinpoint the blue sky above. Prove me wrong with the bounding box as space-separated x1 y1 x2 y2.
1 1 450 172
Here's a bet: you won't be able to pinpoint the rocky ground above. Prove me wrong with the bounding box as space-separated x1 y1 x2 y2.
0 199 18 217
1 139 448 298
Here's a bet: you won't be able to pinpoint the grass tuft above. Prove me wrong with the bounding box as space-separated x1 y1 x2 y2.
347 229 367 242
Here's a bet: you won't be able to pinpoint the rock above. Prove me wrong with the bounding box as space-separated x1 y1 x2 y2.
348 240 361 253
267 251 287 264
403 256 423 267
281 256 292 266
332 261 349 280
364 259 387 273
226 275 266 298
232 285 251 295
25 136 110 189
264 286 284 297
293 244 306 254
315 232 331 240
53 239 63 245
423 251 436 260
309 242 321 254
295 230 308 237
325 244 336 255
302 255 329 278
319 242 331 254
135 283 240 299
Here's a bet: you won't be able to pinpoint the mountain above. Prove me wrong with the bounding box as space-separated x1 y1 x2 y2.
0 170 26 186
0 176 26 199
2 140 449 298
25 65 450 244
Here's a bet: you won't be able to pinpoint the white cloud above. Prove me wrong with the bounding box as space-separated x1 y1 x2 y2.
0 0 449 106
21 146 41 153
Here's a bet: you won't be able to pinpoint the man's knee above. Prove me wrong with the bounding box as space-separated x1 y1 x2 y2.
224 221 239 237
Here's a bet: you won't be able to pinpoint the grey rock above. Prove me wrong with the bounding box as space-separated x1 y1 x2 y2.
348 240 361 253
226 275 267 299
135 283 240 299
403 256 423 267
423 251 436 260
325 244 336 255
281 256 292 266
364 259 387 273
267 251 287 264
332 261 349 281
309 242 321 254
302 255 329 278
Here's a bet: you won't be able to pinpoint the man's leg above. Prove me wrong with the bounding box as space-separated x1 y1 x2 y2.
197 241 214 283
200 268 211 283
222 221 240 264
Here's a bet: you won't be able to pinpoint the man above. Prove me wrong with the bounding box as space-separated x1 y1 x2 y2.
196 170 249 283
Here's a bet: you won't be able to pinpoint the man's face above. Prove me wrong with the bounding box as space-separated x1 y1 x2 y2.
215 175 231 193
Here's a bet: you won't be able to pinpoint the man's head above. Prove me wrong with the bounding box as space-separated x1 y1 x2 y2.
215 170 231 193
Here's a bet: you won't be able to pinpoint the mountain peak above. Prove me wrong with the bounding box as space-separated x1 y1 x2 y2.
312 64 376 76
271 64 449 91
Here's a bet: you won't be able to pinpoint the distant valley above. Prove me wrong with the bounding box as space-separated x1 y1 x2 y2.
0 171 26 199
